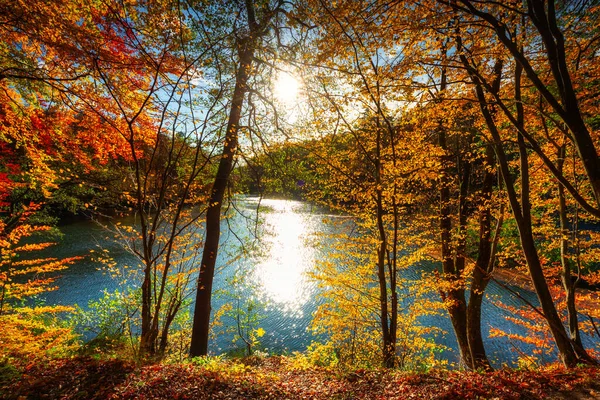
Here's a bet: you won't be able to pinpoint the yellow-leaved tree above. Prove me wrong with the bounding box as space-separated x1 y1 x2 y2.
0 204 81 364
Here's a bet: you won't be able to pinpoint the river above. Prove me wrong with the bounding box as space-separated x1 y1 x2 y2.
38 197 551 366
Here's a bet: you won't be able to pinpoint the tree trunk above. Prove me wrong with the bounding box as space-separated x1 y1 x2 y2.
158 299 181 356
557 146 596 364
514 205 579 367
466 146 496 371
190 40 254 357
140 269 155 356
436 42 472 368
470 73 579 367
438 122 472 369
376 192 394 367
375 122 394 368
557 145 580 345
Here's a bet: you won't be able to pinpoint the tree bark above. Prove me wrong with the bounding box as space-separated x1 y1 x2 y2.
466 146 496 371
438 118 472 369
470 72 579 367
375 124 394 368
557 145 596 364
436 41 472 368
190 37 255 357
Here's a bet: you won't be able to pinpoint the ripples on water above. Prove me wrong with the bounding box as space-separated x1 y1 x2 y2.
251 199 316 309
37 197 582 365
215 198 327 353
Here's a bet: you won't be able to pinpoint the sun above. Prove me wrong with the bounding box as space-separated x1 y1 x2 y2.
274 71 300 105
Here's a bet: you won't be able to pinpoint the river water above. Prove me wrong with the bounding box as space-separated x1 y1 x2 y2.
38 197 553 366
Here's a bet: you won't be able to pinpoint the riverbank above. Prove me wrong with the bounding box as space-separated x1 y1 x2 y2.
2 356 599 399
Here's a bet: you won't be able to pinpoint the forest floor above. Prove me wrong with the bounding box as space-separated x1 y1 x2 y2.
2 355 600 399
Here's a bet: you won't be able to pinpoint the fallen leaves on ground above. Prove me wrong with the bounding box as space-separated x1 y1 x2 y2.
2 356 600 399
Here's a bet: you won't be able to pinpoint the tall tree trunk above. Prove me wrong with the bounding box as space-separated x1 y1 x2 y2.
376 191 394 367
466 146 496 371
557 145 596 364
557 145 580 346
438 121 472 368
190 38 255 357
470 72 579 367
450 40 504 371
375 124 394 367
389 184 399 366
189 0 284 357
136 133 156 358
437 41 472 368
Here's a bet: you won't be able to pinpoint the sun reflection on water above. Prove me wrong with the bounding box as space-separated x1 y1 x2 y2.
252 199 316 314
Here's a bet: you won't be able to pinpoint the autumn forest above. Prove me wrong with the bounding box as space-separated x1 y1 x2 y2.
1 0 600 398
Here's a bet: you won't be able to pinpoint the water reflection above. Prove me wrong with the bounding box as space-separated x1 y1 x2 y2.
246 199 317 314
37 197 561 363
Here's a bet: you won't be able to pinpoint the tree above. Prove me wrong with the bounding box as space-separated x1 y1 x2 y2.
291 0 453 367
73 0 219 358
451 0 600 208
190 0 286 357
0 204 81 315
444 0 599 366
316 0 508 369
1 0 226 359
